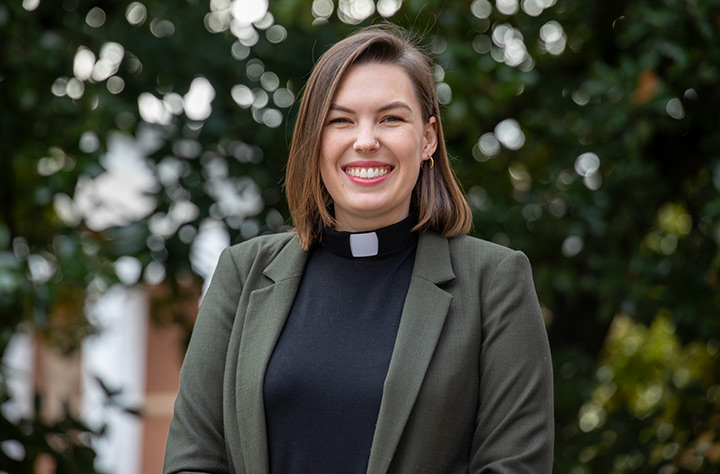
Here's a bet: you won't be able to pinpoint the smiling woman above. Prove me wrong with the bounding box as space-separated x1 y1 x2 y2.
286 25 472 248
319 62 438 232
163 24 554 474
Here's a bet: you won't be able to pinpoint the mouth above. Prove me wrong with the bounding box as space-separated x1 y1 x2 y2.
343 165 393 179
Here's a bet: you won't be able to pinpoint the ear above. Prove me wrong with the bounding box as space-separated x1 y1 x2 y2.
422 116 438 159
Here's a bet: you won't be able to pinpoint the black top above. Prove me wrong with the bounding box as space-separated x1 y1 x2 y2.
263 215 418 474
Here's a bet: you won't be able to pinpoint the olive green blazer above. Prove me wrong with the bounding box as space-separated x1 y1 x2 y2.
163 231 553 473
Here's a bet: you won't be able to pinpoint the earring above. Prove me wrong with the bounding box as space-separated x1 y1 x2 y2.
421 156 434 172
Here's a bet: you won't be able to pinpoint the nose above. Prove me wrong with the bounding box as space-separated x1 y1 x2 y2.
353 123 379 153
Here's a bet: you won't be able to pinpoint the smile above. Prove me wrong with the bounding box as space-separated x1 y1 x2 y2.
343 166 392 179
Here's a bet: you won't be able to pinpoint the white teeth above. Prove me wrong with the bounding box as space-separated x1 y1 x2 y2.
345 167 390 179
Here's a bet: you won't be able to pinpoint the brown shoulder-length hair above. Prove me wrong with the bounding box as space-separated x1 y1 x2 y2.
285 24 472 249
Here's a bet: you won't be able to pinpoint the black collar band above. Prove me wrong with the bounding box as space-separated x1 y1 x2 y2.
321 214 418 258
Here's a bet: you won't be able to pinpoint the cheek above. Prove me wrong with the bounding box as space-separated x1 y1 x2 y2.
319 135 339 164
318 152 339 195
319 148 335 175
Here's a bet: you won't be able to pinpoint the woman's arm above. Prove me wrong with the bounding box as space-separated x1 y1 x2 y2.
470 250 554 473
163 248 242 474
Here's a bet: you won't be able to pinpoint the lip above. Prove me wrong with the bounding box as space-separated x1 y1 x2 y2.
342 161 394 185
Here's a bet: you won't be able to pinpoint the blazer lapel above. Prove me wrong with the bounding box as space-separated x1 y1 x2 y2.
235 237 308 474
366 232 455 473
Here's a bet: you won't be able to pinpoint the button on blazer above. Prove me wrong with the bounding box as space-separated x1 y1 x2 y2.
163 231 554 473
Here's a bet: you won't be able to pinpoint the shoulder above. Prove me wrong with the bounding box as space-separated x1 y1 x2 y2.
416 232 532 284
442 234 534 285
223 232 300 272
447 234 521 264
227 231 297 255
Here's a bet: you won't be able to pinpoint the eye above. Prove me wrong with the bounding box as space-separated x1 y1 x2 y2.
383 115 404 123
328 117 350 125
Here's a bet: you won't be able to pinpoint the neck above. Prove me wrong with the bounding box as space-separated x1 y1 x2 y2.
332 210 411 233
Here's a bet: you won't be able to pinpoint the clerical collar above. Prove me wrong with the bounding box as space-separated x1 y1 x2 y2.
321 214 418 258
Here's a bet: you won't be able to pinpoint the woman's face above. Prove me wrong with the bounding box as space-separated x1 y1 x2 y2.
319 62 437 232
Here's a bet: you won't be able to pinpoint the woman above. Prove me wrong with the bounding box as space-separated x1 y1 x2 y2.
164 25 553 473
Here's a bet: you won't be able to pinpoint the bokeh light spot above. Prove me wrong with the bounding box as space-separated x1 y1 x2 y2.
231 41 251 60
85 7 106 28
470 0 492 19
138 92 172 125
73 47 96 82
273 88 295 108
232 23 259 46
436 82 452 105
495 118 525 150
144 260 166 285
377 0 402 17
540 21 566 56
262 108 283 128
478 133 501 157
571 89 590 106
51 77 68 97
183 76 216 121
205 11 230 33
337 0 375 25
522 0 544 16
432 65 445 82
312 0 334 19
473 34 492 54
255 13 274 30
574 152 600 176
246 59 265 81
232 84 254 108
232 0 268 26
491 24 529 67
578 401 606 432
252 89 269 109
266 24 287 43
107 76 125 94
508 163 532 191
496 0 519 15
114 256 142 285
126 2 147 25
150 18 175 38
260 71 279 92
574 153 603 190
66 78 85 100
163 92 184 115
666 98 685 120
91 42 124 82
79 131 100 153
562 235 584 257
22 0 40 12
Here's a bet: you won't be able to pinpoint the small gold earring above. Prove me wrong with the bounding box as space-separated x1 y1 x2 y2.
421 156 434 172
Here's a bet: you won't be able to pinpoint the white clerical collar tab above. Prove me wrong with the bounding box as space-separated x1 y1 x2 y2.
349 232 379 257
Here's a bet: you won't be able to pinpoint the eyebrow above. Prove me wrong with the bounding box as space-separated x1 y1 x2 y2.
328 101 413 114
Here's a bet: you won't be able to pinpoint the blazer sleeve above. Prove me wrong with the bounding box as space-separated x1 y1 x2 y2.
163 248 240 474
469 250 554 473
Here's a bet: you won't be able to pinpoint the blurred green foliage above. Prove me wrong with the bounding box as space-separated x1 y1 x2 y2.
566 314 720 473
1 0 719 471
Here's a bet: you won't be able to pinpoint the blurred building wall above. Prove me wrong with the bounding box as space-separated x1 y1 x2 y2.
3 284 189 473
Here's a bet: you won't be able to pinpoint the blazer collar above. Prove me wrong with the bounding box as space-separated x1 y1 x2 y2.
235 236 309 473
411 231 456 284
263 234 308 282
234 232 455 474
366 231 456 473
